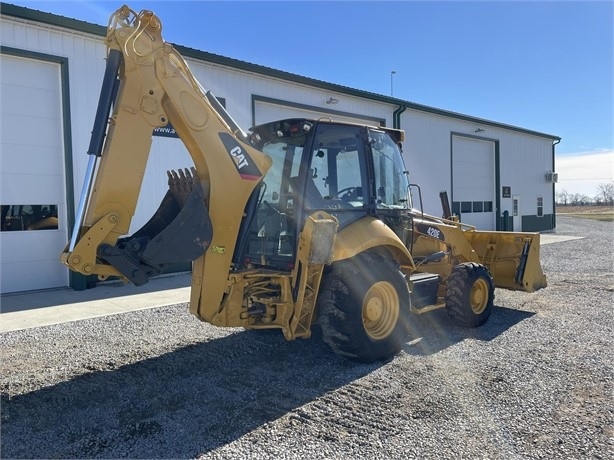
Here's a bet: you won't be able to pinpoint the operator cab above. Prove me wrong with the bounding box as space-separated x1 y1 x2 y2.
240 118 411 270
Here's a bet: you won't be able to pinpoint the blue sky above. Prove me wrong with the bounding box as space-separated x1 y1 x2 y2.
5 0 614 196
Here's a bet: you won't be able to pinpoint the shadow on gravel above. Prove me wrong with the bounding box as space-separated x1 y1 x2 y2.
1 328 381 459
404 305 535 356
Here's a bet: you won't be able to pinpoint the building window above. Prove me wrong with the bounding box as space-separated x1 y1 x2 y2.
472 201 483 213
537 196 543 217
484 201 493 212
452 201 460 216
1 205 59 231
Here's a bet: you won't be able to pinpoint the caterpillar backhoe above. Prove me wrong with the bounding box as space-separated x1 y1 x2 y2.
61 5 547 362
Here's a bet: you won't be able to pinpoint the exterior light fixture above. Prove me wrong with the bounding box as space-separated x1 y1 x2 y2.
326 97 339 104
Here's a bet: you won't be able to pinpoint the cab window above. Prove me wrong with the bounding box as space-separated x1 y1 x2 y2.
369 129 410 209
305 124 365 210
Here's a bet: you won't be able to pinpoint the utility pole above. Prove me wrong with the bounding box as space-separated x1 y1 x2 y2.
390 70 396 96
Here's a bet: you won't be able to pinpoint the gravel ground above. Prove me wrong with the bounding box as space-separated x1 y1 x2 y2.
1 216 613 459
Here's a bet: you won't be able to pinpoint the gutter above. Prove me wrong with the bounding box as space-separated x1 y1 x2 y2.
393 105 406 130
552 138 561 229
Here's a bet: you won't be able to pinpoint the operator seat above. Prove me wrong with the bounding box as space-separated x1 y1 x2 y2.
289 172 325 210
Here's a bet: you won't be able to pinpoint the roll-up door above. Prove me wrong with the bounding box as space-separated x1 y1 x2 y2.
1 54 68 293
451 136 496 230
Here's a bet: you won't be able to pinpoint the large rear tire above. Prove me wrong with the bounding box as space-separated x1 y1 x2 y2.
446 262 494 327
317 253 410 363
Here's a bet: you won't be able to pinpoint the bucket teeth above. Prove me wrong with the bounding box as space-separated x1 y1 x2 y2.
167 167 200 207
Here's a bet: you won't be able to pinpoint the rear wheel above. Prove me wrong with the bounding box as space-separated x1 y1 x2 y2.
318 253 410 362
446 262 494 327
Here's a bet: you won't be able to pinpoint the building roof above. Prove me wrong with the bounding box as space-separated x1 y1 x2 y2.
1 2 561 141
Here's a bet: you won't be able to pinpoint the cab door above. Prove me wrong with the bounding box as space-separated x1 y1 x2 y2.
300 123 369 228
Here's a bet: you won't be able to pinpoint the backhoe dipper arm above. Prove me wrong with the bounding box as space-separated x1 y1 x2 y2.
61 5 272 321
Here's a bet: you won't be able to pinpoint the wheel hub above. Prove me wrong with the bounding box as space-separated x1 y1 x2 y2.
364 297 384 322
362 281 400 340
470 278 489 314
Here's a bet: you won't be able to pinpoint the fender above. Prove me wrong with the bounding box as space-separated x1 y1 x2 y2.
332 216 414 268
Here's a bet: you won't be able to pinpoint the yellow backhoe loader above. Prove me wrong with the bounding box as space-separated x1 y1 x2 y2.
61 5 547 362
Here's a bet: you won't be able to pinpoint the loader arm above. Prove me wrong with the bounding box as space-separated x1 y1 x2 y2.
61 6 272 319
410 214 547 293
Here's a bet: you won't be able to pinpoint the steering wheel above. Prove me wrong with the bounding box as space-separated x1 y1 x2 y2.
332 187 358 200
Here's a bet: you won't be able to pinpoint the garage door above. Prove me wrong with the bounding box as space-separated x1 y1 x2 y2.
1 54 68 293
254 99 383 127
451 136 496 230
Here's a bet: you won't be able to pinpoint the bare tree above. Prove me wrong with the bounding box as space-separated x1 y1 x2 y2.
594 194 603 206
597 182 614 206
556 188 569 206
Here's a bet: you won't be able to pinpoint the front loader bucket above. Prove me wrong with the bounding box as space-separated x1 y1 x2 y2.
464 230 547 292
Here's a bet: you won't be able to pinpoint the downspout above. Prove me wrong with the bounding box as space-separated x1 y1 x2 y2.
393 104 406 130
552 138 561 230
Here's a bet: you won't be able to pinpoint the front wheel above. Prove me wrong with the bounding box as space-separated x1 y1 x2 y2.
446 262 494 327
317 253 410 363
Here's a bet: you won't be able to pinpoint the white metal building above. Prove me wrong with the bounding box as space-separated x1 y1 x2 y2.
0 4 560 293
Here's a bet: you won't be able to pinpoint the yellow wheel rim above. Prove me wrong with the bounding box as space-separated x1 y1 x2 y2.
470 278 489 314
362 281 400 340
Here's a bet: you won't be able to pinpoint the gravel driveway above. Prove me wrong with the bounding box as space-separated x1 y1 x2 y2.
1 216 612 459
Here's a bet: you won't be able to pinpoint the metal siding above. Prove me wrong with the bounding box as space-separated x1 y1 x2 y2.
401 110 455 216
184 59 392 130
399 110 554 227
498 134 554 220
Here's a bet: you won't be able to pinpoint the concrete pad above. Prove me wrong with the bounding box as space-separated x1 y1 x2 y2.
539 234 585 245
0 273 190 333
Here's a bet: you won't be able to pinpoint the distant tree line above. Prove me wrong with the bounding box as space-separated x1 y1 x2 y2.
555 182 614 206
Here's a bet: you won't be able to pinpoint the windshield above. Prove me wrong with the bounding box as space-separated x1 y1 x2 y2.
369 129 411 209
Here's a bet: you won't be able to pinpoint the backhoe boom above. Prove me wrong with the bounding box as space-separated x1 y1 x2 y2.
61 5 272 320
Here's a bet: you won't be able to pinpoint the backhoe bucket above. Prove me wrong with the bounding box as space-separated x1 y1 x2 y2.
132 169 212 264
101 168 212 285
464 230 547 292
